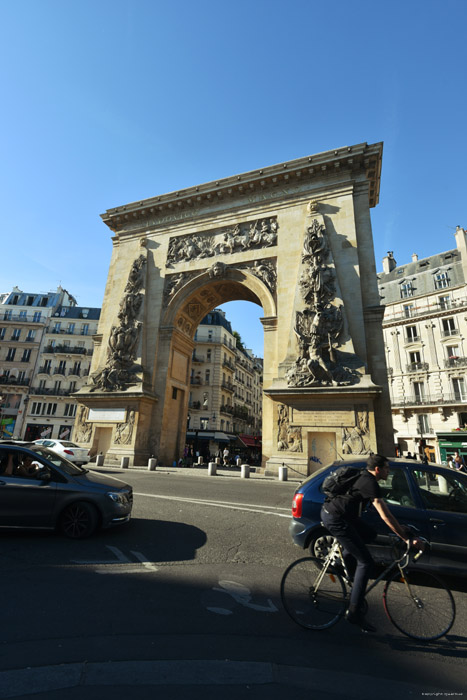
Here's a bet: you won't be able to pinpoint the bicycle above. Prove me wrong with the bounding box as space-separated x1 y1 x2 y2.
280 533 456 640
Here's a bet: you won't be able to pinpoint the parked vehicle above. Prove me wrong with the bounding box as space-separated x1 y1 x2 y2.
289 457 467 575
0 442 132 538
33 439 90 466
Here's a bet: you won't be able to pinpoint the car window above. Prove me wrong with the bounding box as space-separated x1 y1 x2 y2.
378 469 416 508
60 441 79 447
413 469 467 514
30 446 87 475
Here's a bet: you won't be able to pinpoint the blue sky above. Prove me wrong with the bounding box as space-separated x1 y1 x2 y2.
1 0 465 357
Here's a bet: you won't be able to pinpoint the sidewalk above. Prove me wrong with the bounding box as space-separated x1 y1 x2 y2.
92 461 304 483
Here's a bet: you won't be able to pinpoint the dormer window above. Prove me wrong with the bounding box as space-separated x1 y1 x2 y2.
400 282 413 298
434 271 450 289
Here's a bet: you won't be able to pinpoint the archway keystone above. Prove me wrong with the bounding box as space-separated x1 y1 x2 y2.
74 142 393 474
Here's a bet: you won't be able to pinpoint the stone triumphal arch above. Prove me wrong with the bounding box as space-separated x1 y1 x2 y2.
74 142 393 475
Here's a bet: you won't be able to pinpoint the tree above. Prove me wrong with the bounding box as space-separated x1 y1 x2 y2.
233 331 245 350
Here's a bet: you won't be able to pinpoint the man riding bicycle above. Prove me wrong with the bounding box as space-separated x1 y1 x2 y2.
321 453 423 632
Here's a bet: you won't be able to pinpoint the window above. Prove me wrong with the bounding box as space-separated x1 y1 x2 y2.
447 346 459 359
208 330 213 340
413 382 425 401
44 359 52 372
67 323 75 334
54 380 62 392
205 369 210 383
64 403 77 417
11 328 21 340
378 469 415 508
418 414 430 434
26 329 36 342
18 371 26 382
3 310 12 320
200 418 209 430
69 381 76 392
38 379 46 390
81 324 89 335
434 271 450 289
19 311 27 320
5 348 16 361
400 282 413 298
406 326 418 342
403 304 413 317
413 469 467 514
31 402 42 415
21 349 31 362
207 349 211 361
439 295 451 310
452 378 467 402
0 328 5 340
33 312 41 323
442 318 457 337
72 361 81 375
53 322 61 333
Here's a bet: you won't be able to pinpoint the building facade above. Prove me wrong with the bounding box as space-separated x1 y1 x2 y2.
0 287 100 441
378 225 467 463
186 309 262 461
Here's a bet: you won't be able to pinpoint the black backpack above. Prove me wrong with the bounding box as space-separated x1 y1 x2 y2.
322 466 362 500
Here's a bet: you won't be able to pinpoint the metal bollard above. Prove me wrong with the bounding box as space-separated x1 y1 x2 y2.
236 457 242 466
215 457 221 465
278 466 288 481
96 454 105 466
121 457 129 469
208 461 217 476
197 456 204 465
241 464 250 479
148 458 157 471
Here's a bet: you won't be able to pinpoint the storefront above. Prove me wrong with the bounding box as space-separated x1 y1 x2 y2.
436 431 467 465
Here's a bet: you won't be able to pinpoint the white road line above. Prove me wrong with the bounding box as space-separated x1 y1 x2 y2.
134 492 290 518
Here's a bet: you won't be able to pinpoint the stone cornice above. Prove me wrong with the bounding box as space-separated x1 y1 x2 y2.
101 142 383 233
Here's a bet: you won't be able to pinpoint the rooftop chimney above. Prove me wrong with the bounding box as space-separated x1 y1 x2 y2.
382 251 397 274
412 253 418 262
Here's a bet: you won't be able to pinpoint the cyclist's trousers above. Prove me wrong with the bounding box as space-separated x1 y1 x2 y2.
321 507 376 613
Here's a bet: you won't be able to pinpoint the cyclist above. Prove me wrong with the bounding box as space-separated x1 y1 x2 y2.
320 453 423 633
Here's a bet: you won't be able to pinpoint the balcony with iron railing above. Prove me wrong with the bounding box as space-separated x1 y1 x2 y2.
188 400 201 409
404 335 421 344
190 377 204 385
38 366 51 374
384 296 467 324
29 387 72 396
43 345 91 355
406 362 429 373
191 354 204 363
0 376 30 387
444 356 467 368
442 328 459 338
2 312 46 323
220 404 234 415
221 380 235 392
392 393 467 408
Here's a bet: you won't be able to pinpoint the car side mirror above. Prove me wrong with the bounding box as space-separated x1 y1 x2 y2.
36 468 52 482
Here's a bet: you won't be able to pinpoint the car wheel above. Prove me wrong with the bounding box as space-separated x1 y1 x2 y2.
308 529 335 559
60 501 98 539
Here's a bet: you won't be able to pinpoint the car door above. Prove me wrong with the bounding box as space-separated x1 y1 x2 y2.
409 466 467 570
361 465 432 556
0 450 57 527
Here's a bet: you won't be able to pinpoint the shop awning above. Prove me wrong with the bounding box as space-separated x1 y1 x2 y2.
237 434 262 448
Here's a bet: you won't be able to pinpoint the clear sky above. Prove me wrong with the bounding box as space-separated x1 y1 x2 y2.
1 0 465 357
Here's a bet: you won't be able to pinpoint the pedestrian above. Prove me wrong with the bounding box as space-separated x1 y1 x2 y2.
320 453 423 633
223 447 230 466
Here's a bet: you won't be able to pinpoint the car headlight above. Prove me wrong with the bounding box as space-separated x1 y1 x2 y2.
107 491 127 505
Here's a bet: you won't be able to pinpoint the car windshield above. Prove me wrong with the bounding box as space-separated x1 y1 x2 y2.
30 446 88 475
59 441 82 448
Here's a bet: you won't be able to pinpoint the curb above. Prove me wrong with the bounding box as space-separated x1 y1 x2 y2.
0 659 453 699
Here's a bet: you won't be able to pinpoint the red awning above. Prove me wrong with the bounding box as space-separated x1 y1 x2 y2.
237 434 261 448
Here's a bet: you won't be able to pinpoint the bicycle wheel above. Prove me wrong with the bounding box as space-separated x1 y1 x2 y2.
383 569 455 641
280 557 347 630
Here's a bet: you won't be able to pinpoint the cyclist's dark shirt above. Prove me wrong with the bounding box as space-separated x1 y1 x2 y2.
325 469 381 520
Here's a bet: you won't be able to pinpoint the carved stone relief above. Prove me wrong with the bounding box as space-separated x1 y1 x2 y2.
166 217 278 267
341 406 371 455
75 405 92 443
237 259 277 295
114 409 136 445
287 218 357 388
90 255 146 392
277 403 303 452
163 271 197 306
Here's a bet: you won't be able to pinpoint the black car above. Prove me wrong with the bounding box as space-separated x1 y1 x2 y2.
289 457 467 575
0 442 133 538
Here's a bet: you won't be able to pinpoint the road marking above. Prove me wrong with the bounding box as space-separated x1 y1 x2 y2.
134 492 290 518
72 546 159 574
207 579 278 614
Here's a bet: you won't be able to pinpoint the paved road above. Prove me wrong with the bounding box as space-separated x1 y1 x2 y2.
0 466 465 698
